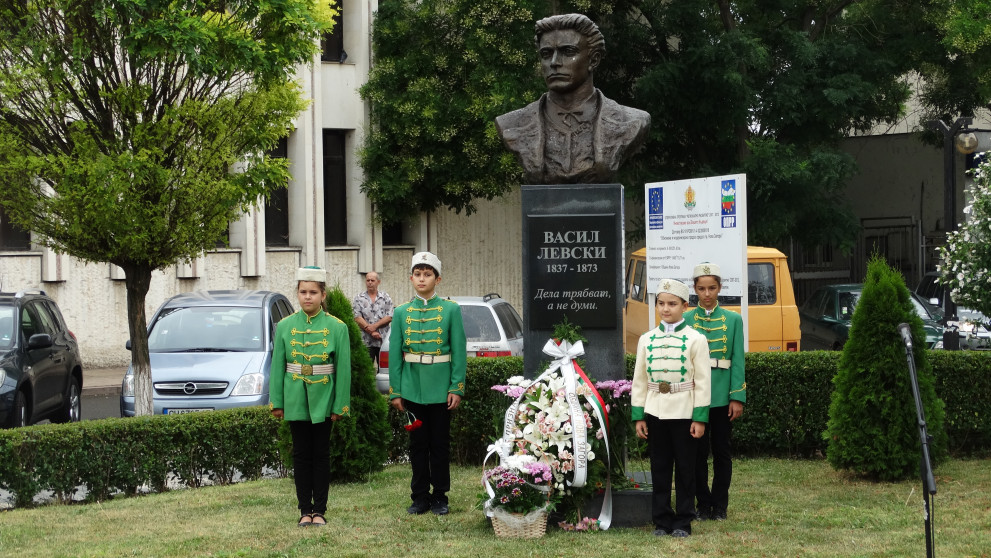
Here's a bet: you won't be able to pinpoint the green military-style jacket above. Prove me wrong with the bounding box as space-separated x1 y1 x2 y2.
270 309 351 423
686 304 746 407
388 294 467 405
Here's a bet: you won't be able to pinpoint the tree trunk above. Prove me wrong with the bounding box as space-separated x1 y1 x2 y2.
124 265 154 416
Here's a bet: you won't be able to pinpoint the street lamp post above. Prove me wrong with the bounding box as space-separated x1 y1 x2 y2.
927 117 973 350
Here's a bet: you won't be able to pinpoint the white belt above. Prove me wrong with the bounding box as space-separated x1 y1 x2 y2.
710 358 732 369
647 380 695 394
404 353 451 364
286 363 335 375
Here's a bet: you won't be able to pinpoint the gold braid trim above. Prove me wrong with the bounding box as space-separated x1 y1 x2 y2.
406 315 442 323
693 314 726 323
291 339 329 348
291 349 330 361
694 323 728 332
291 373 330 385
729 382 747 394
706 335 728 344
405 326 442 336
406 338 443 345
409 349 442 355
291 327 330 335
407 305 443 312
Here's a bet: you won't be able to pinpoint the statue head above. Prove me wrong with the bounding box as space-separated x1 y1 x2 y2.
533 14 605 96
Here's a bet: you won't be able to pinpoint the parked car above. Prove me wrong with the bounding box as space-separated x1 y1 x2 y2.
0 289 83 428
120 290 294 416
799 284 944 350
915 271 991 350
376 293 524 394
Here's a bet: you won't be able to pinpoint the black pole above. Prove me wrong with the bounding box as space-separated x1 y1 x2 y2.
927 118 972 350
898 323 936 558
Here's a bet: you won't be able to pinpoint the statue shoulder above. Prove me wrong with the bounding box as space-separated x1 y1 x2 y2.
599 93 651 128
495 96 544 134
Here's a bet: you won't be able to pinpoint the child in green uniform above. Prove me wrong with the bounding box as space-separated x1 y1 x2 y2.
270 266 351 526
389 252 467 515
687 262 746 521
632 279 711 538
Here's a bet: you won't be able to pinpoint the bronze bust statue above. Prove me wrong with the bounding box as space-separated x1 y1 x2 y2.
495 14 651 185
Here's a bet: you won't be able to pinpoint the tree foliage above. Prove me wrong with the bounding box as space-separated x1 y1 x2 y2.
0 0 331 414
359 0 546 225
939 156 991 317
361 0 991 249
825 256 947 481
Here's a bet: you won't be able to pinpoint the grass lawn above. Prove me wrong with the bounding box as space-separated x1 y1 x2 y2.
0 458 988 557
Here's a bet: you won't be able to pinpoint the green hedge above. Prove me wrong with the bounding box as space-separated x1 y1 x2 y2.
385 351 991 463
4 351 989 508
0 407 280 508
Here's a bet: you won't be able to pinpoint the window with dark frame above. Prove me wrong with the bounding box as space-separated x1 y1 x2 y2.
323 130 347 246
320 3 344 63
0 206 31 251
264 136 290 247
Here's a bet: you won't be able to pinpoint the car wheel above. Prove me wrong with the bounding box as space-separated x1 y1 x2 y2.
8 390 30 428
53 376 81 423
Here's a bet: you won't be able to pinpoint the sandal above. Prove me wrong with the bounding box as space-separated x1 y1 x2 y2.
298 514 313 527
310 513 326 526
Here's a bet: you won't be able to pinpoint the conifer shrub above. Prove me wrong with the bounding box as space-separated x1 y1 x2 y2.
276 287 391 482
825 257 948 480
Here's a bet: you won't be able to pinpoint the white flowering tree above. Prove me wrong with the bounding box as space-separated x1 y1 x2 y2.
939 155 991 319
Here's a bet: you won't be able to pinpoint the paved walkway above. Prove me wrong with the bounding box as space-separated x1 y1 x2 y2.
83 367 127 396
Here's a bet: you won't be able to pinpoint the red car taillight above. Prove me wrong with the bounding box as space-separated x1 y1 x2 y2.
476 351 512 357
786 341 798 352
379 351 389 368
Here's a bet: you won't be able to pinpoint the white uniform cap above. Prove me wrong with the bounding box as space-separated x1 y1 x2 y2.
296 266 327 283
657 279 690 303
692 262 721 280
411 251 442 276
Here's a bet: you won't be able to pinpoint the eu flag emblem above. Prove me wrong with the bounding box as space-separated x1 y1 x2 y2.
648 187 663 230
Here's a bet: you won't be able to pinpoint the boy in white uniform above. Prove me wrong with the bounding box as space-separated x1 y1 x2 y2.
632 279 711 537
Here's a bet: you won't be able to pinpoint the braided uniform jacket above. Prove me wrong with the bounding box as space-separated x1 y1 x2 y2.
270 310 351 423
388 294 467 404
686 304 747 407
631 321 711 423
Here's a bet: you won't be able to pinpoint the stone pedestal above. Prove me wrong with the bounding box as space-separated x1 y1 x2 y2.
520 184 625 380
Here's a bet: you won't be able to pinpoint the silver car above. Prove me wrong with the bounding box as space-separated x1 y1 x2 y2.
120 290 295 416
375 293 524 394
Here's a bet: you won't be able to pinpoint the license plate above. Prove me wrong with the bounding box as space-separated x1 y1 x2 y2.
164 408 211 415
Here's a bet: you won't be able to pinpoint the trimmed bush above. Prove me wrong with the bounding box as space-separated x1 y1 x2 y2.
825 257 948 480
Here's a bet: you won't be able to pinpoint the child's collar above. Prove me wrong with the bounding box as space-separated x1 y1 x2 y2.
414 292 437 304
661 319 686 333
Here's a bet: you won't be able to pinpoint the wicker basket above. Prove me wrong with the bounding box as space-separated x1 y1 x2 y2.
490 508 548 539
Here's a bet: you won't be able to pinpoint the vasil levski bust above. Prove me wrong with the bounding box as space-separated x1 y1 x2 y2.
495 13 651 185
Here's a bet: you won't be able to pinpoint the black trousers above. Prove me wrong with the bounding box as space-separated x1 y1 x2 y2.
289 420 332 515
647 415 697 533
696 404 733 514
405 400 451 505
366 345 380 366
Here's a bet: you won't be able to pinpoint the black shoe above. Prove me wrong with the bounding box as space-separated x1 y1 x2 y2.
430 501 449 515
407 500 431 515
712 510 727 521
671 529 691 538
652 528 670 537
695 507 712 521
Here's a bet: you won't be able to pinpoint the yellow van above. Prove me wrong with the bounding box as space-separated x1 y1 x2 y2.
624 246 800 353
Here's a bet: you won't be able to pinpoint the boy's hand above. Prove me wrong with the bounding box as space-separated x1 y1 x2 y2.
728 401 744 421
390 398 405 412
635 420 648 439
447 393 462 410
690 421 706 438
330 413 341 421
271 408 283 419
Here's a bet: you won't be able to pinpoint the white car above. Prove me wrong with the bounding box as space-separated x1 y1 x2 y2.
375 294 523 394
915 272 991 350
